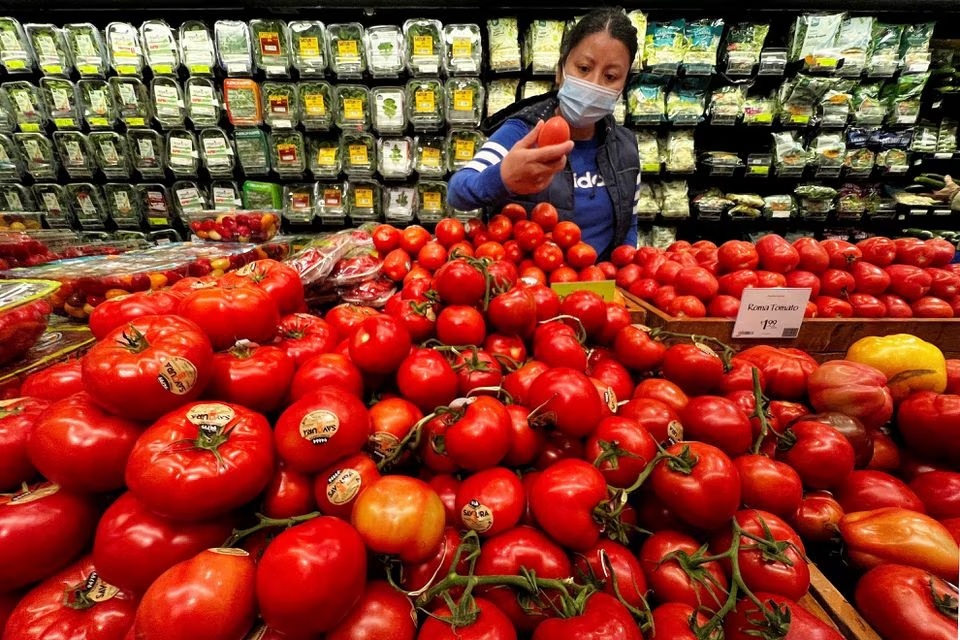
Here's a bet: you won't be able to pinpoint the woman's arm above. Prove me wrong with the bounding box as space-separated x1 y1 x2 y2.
447 120 530 211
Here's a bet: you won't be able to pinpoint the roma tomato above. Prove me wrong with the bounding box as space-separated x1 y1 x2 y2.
206 342 294 414
0 483 98 592
585 416 657 488
632 378 688 413
661 343 724 396
835 470 926 513
395 348 458 413
315 453 381 520
886 264 932 301
257 517 367 636
262 465 316 520
718 270 758 298
910 471 960 519
530 459 607 551
849 293 887 318
613 325 666 372
538 115 571 147
717 240 759 272
821 239 861 270
220 259 304 315
177 285 280 351
777 419 855 490
650 442 741 531
82 315 214 421
855 564 959 640
806 360 893 430
125 402 274 521
455 467 524 537
736 346 817 401
880 294 913 317
352 476 445 563
674 267 719 301
820 269 856 298
857 236 897 266
708 294 741 318
275 313 338 367
639 529 728 610
0 397 47 490
681 396 753 457
794 237 830 273
895 237 934 268
531 592 641 640
419 598 516 640
734 454 803 518
724 592 843 640
326 580 416 640
912 296 954 318
274 388 370 474
756 234 799 273
349 315 412 375
791 490 844 543
527 367 605 438
815 296 853 318
289 353 364 401
19 360 83 402
88 290 183 340
851 261 891 296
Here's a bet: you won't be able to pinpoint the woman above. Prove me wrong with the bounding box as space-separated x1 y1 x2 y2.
448 8 640 260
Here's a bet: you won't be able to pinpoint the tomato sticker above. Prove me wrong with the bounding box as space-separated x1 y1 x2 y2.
7 483 59 505
326 468 362 505
82 571 121 602
209 548 251 556
157 357 199 395
694 342 719 359
300 409 340 444
461 500 494 533
603 387 618 413
186 403 236 435
667 420 683 443
370 431 401 459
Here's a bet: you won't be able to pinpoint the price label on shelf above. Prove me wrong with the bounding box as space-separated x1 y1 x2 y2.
732 288 811 340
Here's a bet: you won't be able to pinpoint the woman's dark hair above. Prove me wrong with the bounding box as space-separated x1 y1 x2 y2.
558 8 638 69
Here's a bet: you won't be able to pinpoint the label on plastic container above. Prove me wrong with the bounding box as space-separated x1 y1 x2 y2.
422 191 442 211
299 409 339 445
413 35 434 57
336 39 359 58
421 147 441 167
452 38 473 58
454 139 475 161
323 188 342 207
316 147 337 166
156 356 198 395
348 144 368 166
343 98 363 121
453 89 473 111
258 32 280 55
414 89 435 113
51 87 71 113
137 138 156 160
64 140 85 165
304 93 326 116
298 36 321 58
113 190 132 213
99 140 120 165
354 187 373 208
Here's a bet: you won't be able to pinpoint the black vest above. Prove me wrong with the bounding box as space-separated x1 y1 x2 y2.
483 92 639 258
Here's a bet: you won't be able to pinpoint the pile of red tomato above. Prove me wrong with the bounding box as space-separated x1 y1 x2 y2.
615 233 960 319
0 210 958 640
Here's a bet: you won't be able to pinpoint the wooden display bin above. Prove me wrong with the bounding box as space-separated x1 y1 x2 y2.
801 564 882 640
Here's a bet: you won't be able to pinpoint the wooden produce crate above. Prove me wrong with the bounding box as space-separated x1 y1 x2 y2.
620 290 960 361
802 564 882 640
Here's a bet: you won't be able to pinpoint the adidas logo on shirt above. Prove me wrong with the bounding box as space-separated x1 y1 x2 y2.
574 171 606 189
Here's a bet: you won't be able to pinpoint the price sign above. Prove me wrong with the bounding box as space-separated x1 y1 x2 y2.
732 288 811 339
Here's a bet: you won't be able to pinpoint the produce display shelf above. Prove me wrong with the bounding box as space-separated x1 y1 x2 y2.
620 289 960 360
805 564 882 640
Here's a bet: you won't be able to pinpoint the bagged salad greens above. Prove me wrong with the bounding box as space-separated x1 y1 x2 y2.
185 77 221 128
788 13 843 63
111 77 152 128
809 132 846 172
90 130 132 179
365 25 404 77
104 183 143 228
773 131 810 174
778 74 833 125
0 18 33 73
342 130 377 177
309 135 342 178
262 82 299 129
250 19 291 77
165 128 199 177
447 128 485 171
140 20 179 75
683 19 723 73
636 131 661 173
645 20 686 69
664 130 696 173
25 24 72 76
347 180 381 222
724 23 769 74
223 78 262 126
819 79 854 127
284 183 316 224
371 86 406 134
667 78 708 124
0 88 12 134
524 20 564 75
289 20 326 76
6 81 46 132
335 84 371 130
444 24 481 75
710 85 746 123
660 181 690 218
883 72 929 125
486 79 518 117
868 23 903 75
415 135 446 177
521 80 553 100
179 20 216 76
445 77 484 126
33 183 71 226
852 82 885 125
66 183 107 228
300 81 334 130
53 131 94 178
127 128 165 178
200 127 235 176
64 23 106 77
407 78 444 130
404 19 443 76
835 16 873 75
627 74 667 124
78 79 117 129
271 130 306 177
901 23 935 73
106 22 144 76
378 137 413 178
417 180 447 222
40 77 80 129
384 185 416 223
151 76 186 129
211 180 241 211
214 20 253 76
326 23 366 78
234 128 270 176
14 132 56 179
626 11 648 72
0 134 22 181
487 18 521 73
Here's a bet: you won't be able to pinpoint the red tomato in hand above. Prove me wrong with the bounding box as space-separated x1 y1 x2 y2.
0 397 47 490
538 115 571 147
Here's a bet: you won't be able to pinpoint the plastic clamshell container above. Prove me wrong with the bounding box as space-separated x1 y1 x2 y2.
185 209 281 243
185 76 221 128
179 20 216 76
365 25 404 77
25 23 73 76
64 23 107 78
0 279 60 366
326 23 366 78
214 20 253 76
105 22 144 77
223 78 262 126
78 79 118 129
299 80 333 130
289 20 326 77
140 20 180 76
249 19 292 78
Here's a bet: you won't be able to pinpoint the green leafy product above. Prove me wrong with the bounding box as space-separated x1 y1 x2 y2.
223 79 262 126
414 135 446 177
447 129 485 171
79 79 117 130
186 77 221 128
0 18 33 74
25 24 72 76
443 23 482 75
347 179 381 222
445 77 483 126
884 73 930 125
284 183 316 224
0 88 15 133
164 128 199 177
372 86 406 134
0 184 33 212
211 180 241 211
90 131 132 179
104 182 143 229
365 25 404 77
151 77 186 129
179 20 215 76
336 85 371 130
299 81 333 130
200 127 235 177
214 20 252 76
271 131 305 177
308 135 342 178
106 22 144 77
0 134 23 181
326 23 366 78
250 19 291 77
263 82 299 130
127 129 165 178
5 81 48 132
404 19 442 76
342 131 376 177
242 180 282 210
417 180 447 223
64 23 106 77
234 128 271 176
40 77 80 130
172 180 208 217
317 181 347 223
486 17 521 73
111 77 152 128
66 183 107 229
140 20 179 76
407 78 444 130
289 21 325 77
139 184 175 227
33 183 72 227
53 131 94 179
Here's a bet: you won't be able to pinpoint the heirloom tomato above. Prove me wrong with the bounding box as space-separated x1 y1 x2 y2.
736 346 817 401
855 564 959 640
790 490 844 543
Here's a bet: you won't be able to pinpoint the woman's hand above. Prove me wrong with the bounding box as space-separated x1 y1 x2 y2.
500 121 576 195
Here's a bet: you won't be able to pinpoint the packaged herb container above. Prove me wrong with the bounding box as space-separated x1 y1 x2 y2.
365 25 404 78
53 131 94 179
67 183 108 229
486 18 521 73
443 24 481 75
289 21 326 77
234 128 271 176
179 20 216 76
308 135 342 178
200 127 235 177
111 77 152 128
525 20 565 75
414 135 447 177
271 131 306 178
317 182 347 224
250 19 291 77
185 77 221 128
64 23 106 78
78 79 117 130
25 24 72 76
151 77 186 129
335 84 371 130
384 185 416 223
371 86 406 134
0 18 34 73
211 180 241 211
407 78 444 130
284 183 317 224
139 184 175 228
15 132 57 180
627 11 648 72
165 128 199 177
214 20 252 76
5 81 47 132
127 129 165 179
0 88 12 134
172 180 208 217
33 183 71 227
299 81 334 130
404 19 443 76
242 180 282 209
0 134 23 181
445 77 483 126
0 183 33 212
447 129 485 171
106 22 144 76
140 20 179 75
223 78 262 126
40 77 80 130
342 131 376 177
104 182 144 229
90 131 132 179
417 180 447 223
348 180 381 222
378 137 413 179
326 23 366 78
262 82 299 130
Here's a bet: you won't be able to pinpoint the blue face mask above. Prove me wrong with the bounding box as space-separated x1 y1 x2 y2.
557 74 621 128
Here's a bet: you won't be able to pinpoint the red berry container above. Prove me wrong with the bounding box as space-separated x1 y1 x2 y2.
186 210 282 243
0 279 61 366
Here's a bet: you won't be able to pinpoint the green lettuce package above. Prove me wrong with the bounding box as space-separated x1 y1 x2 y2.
326 23 366 78
111 77 152 128
200 127 235 177
214 20 252 76
371 86 406 134
106 22 144 76
104 182 143 229
347 179 381 222
250 19 291 77
53 131 93 179
309 135 341 178
417 180 447 223
127 129 165 178
151 76 186 129
445 77 483 126
180 20 216 76
0 134 23 181
40 77 80 129
79 79 117 129
487 18 521 73
233 128 270 176
0 18 33 73
415 135 446 177
25 24 72 76
67 183 107 228
683 19 723 73
524 20 564 75
407 78 444 130
262 82 299 129
342 130 376 177
211 180 241 211
15 132 56 179
91 131 132 179
444 23 481 75
724 23 769 74
284 183 316 224
33 183 71 227
165 128 199 177
645 20 686 69
335 84 371 130
140 20 179 75
627 11 648 72
271 131 306 178
299 81 333 130
5 81 47 132
447 128 485 171
64 23 106 77
289 20 326 77
788 13 843 63
378 137 413 178
185 77 221 128
404 19 443 76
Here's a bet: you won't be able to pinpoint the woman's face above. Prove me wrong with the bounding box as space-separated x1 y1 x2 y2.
557 31 631 93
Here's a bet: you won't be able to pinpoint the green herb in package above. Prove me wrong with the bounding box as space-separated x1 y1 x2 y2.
300 81 333 131
234 128 270 176
851 82 885 125
417 180 448 223
725 23 769 73
335 84 371 130
25 24 71 76
868 23 903 75
407 78 444 130
901 23 935 73
90 131 131 179
67 183 107 228
262 82 299 129
179 21 216 76
33 183 70 226
884 73 929 125
0 183 32 212
627 74 667 124
379 137 413 179
271 131 305 177
211 180 241 211
404 19 443 76
64 23 106 77
819 79 854 127
347 180 381 222
40 78 80 129
0 18 33 73
326 23 366 78
151 77 186 129
486 79 518 117
524 20 564 75
415 135 446 177
0 134 22 181
308 135 341 178
779 74 833 125
165 129 199 177
289 20 325 77
743 94 777 125
15 132 55 179
384 185 415 223
214 20 252 76
78 79 116 129
444 24 481 75
342 131 376 177
317 182 347 223
173 181 208 216
111 77 152 128
104 183 143 229
5 81 46 132
365 25 404 78
683 19 723 73
106 22 144 76
447 128 485 171
626 11 648 72
445 77 483 126
250 19 291 77
789 13 843 63
835 17 872 75
283 183 316 224
634 183 659 219
0 88 12 135
140 20 179 75
53 131 93 178
487 18 521 73
773 131 809 174
200 127 235 177
667 78 708 124
185 77 220 128
138 184 174 227
645 20 685 69
371 86 405 134
127 129 165 178
241 181 281 210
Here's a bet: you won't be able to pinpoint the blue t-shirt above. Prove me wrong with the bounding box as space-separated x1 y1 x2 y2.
568 137 614 255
